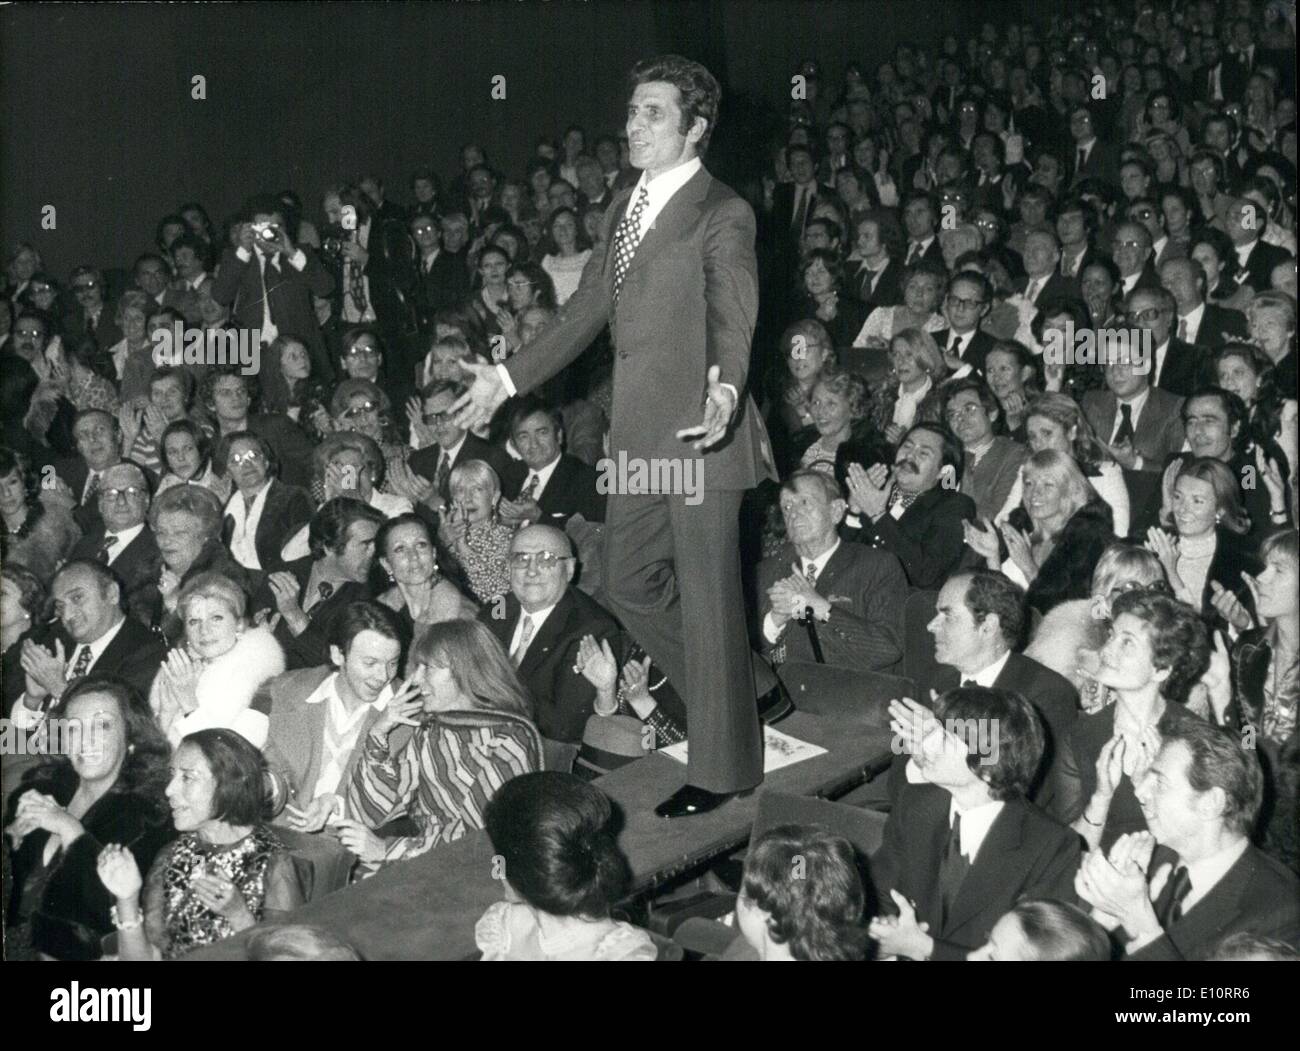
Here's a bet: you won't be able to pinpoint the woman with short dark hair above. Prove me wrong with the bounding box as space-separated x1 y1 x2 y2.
476 771 656 960
97 728 308 960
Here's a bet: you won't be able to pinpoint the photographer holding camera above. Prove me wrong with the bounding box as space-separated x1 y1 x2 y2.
210 193 337 383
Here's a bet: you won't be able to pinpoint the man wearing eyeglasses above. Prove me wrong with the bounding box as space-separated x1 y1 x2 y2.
1127 197 1184 271
935 273 998 378
1126 287 1205 397
62 265 123 350
67 462 161 629
1110 222 1163 298
1067 105 1119 189
479 525 620 746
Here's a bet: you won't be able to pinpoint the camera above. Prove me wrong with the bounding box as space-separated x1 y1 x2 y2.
251 221 279 243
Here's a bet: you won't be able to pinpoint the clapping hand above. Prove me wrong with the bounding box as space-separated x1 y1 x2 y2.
868 890 934 960
20 638 67 699
676 365 737 451
97 844 144 901
1075 832 1164 940
407 396 434 448
1000 523 1037 580
1209 580 1254 632
620 655 655 712
14 789 84 846
1256 446 1288 516
963 518 1002 567
574 634 619 693
1144 528 1189 601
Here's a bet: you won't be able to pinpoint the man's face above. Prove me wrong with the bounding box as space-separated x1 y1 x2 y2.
894 428 946 494
12 316 47 357
904 199 935 240
1128 291 1173 346
1203 120 1231 155
1184 395 1235 459
1069 109 1095 143
1134 741 1207 848
250 210 286 255
1226 201 1260 246
1105 356 1149 400
928 577 990 669
1111 224 1151 277
53 567 119 644
98 464 149 533
786 148 815 185
778 476 842 549
626 80 700 178
945 389 996 448
440 216 469 254
227 438 270 492
944 278 988 333
1032 154 1062 191
71 272 104 311
148 375 187 421
595 139 619 172
468 169 495 200
172 245 203 280
411 215 439 254
1056 208 1086 248
424 389 466 450
511 411 561 472
1120 164 1150 201
509 528 574 613
336 518 379 582
210 376 250 422
1023 233 1060 278
548 182 577 211
1159 260 1201 310
136 259 169 298
341 332 382 381
802 225 832 255
413 177 437 205
336 629 401 705
74 413 120 471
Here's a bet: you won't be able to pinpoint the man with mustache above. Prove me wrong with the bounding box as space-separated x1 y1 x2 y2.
843 422 977 589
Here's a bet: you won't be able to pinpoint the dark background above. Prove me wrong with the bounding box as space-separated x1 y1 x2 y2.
2 0 1003 276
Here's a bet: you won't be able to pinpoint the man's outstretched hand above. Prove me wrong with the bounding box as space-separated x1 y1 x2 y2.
676 365 737 451
452 360 509 430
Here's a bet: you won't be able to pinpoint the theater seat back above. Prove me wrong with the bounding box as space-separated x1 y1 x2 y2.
778 661 914 728
903 589 941 688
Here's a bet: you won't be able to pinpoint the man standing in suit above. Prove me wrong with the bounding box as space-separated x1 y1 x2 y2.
1067 105 1119 188
1082 355 1186 474
870 686 1081 960
11 559 167 731
926 571 1078 807
758 469 906 674
900 193 944 269
1159 257 1248 351
770 144 819 259
499 396 605 529
457 56 771 816
409 213 471 332
1127 287 1205 397
845 422 977 590
67 462 161 628
210 194 336 383
1076 718 1300 959
480 525 621 745
1227 199 1293 294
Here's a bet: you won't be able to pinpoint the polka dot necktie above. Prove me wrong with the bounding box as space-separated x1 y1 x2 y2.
612 187 650 302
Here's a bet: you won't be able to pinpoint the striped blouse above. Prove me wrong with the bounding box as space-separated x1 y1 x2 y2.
347 708 542 871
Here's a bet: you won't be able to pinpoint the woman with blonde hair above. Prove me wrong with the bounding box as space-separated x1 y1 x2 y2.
996 392 1129 537
800 367 872 476
437 459 517 604
967 449 1113 616
1246 290 1297 393
871 326 946 444
344 619 541 872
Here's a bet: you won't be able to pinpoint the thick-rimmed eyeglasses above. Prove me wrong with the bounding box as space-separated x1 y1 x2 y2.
508 551 572 571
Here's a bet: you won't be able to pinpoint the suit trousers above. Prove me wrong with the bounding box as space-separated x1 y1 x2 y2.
601 486 763 793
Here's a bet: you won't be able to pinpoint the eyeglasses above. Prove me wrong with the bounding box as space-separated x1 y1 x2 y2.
100 486 146 502
228 450 264 467
1129 209 1154 220
506 279 533 290
1113 239 1145 249
343 401 379 418
945 402 985 421
412 224 436 234
508 551 573 571
946 294 986 309
15 327 43 338
72 281 98 291
423 409 455 425
1130 307 1165 323
345 346 379 358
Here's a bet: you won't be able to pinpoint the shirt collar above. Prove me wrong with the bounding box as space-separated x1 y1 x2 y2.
948 797 1006 861
1181 301 1205 331
105 522 146 551
633 156 703 212
78 615 127 668
800 539 840 578
1181 837 1250 908
965 649 1012 688
526 454 562 493
305 670 392 714
1118 385 1151 416
443 434 467 462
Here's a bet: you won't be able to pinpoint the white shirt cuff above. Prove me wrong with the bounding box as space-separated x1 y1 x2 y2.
286 249 307 271
10 699 45 730
720 382 739 404
497 363 517 397
762 611 783 644
235 246 252 263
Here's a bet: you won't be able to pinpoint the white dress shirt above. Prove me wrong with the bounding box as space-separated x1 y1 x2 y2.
1110 386 1152 444
101 522 146 565
11 616 128 729
1180 836 1251 914
949 797 1007 861
762 540 840 642
226 482 273 570
307 672 392 803
521 454 562 502
510 602 559 661
1179 301 1206 345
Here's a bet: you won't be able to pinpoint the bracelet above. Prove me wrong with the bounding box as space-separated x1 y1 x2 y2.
110 905 142 931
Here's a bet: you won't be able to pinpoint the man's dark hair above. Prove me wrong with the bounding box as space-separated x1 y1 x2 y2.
330 599 405 656
1158 717 1263 838
1011 900 1113 961
628 55 721 152
72 407 122 443
946 270 993 304
53 558 123 615
180 728 267 827
508 393 564 436
1179 385 1249 451
932 685 1045 800
243 193 286 221
943 377 1001 428
903 421 965 478
308 497 383 562
959 570 1026 649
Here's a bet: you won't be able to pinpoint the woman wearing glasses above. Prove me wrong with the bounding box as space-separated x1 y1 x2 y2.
219 432 313 575
344 619 541 873
328 378 413 499
437 460 516 605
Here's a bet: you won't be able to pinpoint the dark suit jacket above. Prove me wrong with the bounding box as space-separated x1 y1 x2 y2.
960 436 1028 522
222 479 314 575
1069 138 1121 188
851 258 905 310
1129 844 1300 960
931 651 1079 810
849 487 978 590
1081 386 1185 472
245 413 317 491
1154 336 1208 398
62 305 123 351
500 453 606 527
768 181 820 254
902 237 944 269
504 166 773 493
479 588 620 743
756 541 907 673
413 249 472 330
253 559 372 671
209 246 336 382
1235 239 1292 294
1016 271 1077 310
410 432 512 503
1191 303 1249 350
1118 260 1164 297
933 327 997 378
43 615 168 700
1058 243 1100 289
68 526 162 628
871 783 1081 960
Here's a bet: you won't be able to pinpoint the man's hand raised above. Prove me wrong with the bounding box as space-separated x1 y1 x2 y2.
676 365 737 451
452 360 508 431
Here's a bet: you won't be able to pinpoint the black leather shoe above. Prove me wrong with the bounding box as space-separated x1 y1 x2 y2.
654 785 751 819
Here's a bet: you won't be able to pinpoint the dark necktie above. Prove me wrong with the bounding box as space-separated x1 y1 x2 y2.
1157 864 1192 928
948 332 963 358
521 474 540 501
83 472 101 506
961 678 978 688
69 645 94 680
1115 403 1136 445
434 452 452 502
612 187 650 302
1077 146 1088 175
97 534 120 564
936 812 971 928
906 242 921 266
317 581 334 603
791 186 810 234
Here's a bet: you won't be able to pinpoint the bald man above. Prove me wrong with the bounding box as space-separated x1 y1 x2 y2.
479 525 621 745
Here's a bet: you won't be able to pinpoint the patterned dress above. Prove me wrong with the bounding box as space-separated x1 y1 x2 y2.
142 825 305 959
454 520 517 604
347 709 541 873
